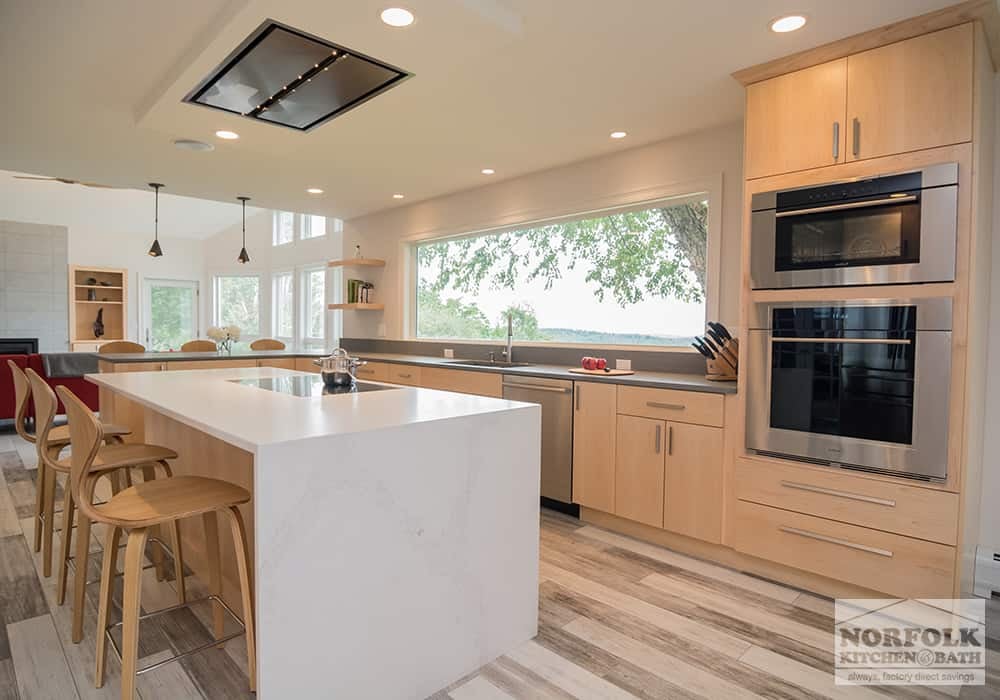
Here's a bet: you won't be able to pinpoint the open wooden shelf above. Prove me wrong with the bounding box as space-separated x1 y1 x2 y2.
328 258 386 268
328 303 385 311
76 300 123 305
75 284 124 290
70 265 128 346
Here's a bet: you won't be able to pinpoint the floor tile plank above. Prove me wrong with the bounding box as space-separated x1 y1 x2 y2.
8 615 79 700
505 640 639 700
449 675 515 700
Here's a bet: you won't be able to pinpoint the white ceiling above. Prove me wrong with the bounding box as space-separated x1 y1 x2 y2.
0 0 959 221
0 170 260 239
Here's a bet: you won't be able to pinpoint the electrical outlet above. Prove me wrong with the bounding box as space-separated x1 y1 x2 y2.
443 348 454 358
615 359 632 371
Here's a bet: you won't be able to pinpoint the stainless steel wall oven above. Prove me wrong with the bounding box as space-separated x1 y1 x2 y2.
746 298 952 481
750 163 958 289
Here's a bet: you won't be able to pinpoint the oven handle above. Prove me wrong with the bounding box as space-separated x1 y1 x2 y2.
772 337 911 345
775 194 917 218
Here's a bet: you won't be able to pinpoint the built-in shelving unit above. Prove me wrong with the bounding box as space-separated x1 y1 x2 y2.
68 265 128 351
327 257 386 312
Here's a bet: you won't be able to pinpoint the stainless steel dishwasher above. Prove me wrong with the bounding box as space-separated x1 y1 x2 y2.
502 375 574 504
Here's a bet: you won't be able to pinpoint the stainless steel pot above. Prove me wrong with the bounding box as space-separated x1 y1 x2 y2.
314 348 367 387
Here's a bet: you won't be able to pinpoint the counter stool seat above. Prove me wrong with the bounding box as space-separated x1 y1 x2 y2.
55 444 179 473
98 476 250 527
46 422 131 447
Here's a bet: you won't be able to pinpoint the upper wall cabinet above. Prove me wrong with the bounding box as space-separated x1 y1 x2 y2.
846 24 972 162
744 23 974 179
745 59 847 179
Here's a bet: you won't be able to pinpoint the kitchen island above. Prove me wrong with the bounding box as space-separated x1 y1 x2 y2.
87 366 541 698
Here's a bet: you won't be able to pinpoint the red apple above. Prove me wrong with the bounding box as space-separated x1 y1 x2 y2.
596 358 607 370
582 356 597 370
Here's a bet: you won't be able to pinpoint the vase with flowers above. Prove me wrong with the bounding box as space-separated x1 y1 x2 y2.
207 325 241 354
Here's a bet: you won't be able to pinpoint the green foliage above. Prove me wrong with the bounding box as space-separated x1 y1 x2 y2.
148 285 195 351
417 201 708 306
416 283 550 341
217 276 260 336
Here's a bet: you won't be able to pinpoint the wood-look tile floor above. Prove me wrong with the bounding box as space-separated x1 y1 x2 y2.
0 427 997 699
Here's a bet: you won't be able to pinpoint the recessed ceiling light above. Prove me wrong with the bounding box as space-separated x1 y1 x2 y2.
215 130 240 140
380 8 414 27
173 139 214 152
770 15 806 33
307 187 324 194
481 168 495 175
610 131 627 139
392 193 405 199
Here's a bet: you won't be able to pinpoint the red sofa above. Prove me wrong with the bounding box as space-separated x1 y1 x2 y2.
1 354 100 420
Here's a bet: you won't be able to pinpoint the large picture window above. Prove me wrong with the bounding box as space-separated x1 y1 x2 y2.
272 271 294 340
300 265 327 347
214 274 260 336
414 195 709 346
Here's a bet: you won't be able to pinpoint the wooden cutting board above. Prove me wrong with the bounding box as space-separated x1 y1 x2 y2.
568 367 635 376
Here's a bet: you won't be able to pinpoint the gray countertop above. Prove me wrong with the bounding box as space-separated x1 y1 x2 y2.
96 348 737 394
354 352 737 395
96 349 326 363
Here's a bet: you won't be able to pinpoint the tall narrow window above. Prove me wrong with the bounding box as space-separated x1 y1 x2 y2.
273 211 294 246
300 266 326 347
301 215 327 240
272 271 294 341
214 274 260 336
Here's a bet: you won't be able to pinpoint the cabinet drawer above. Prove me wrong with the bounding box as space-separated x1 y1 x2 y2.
420 367 502 397
731 500 955 599
354 362 389 382
735 458 958 545
257 358 297 370
617 386 723 427
295 358 321 374
387 364 421 386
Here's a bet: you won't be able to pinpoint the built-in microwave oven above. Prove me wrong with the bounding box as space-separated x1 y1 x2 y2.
750 163 958 290
745 298 952 481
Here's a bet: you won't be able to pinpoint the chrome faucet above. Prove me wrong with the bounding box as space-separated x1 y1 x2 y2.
501 312 513 363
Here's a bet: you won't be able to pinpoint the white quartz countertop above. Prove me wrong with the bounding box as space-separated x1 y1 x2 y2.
87 367 533 453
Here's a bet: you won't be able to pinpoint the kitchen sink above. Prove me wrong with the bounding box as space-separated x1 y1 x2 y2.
444 359 533 368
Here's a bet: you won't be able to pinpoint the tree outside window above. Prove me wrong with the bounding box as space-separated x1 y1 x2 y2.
215 275 260 337
415 196 709 346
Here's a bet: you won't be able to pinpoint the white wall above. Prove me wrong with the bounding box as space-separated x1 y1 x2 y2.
0 221 68 352
199 211 343 346
340 122 744 343
978 74 1000 553
68 229 204 343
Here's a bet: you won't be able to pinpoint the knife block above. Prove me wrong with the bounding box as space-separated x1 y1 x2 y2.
705 338 738 382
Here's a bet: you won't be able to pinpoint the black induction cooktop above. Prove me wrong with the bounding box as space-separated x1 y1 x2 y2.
229 376 399 398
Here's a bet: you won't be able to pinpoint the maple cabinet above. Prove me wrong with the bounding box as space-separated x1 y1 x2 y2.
614 415 665 528
663 422 724 543
571 382 617 513
744 24 973 179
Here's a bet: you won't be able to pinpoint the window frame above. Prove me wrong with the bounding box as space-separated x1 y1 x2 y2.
299 214 327 241
272 211 295 247
298 263 329 349
403 177 722 352
271 269 296 344
212 272 263 339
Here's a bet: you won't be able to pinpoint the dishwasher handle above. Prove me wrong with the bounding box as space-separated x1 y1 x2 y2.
502 381 572 394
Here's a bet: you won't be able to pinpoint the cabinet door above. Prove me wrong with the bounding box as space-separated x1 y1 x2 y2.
420 367 501 397
614 415 665 528
847 24 972 161
354 362 389 382
257 358 297 370
387 364 421 386
745 58 847 179
572 382 617 513
663 422 723 543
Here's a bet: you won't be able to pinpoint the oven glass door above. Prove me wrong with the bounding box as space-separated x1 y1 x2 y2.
774 195 921 272
769 306 916 447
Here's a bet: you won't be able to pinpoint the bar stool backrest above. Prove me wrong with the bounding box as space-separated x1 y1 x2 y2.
25 369 67 476
180 339 217 352
6 359 35 444
98 341 146 354
54 386 106 525
249 338 285 350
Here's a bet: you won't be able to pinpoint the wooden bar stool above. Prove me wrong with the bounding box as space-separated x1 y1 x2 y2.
56 386 257 700
6 360 130 568
26 369 184 644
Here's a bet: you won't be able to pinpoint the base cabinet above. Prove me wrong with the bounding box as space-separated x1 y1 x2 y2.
664 422 723 543
614 415 665 528
572 382 617 513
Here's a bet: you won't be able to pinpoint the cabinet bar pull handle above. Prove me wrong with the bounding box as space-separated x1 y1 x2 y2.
502 382 572 394
779 480 896 507
667 425 673 455
575 386 581 410
647 401 685 411
832 121 839 160
655 424 662 454
779 526 893 557
398 373 412 378
852 117 860 157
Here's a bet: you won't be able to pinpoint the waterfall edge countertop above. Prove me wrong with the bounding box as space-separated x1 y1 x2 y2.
96 349 737 394
86 366 537 451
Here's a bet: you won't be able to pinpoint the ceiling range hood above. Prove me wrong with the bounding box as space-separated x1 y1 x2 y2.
184 20 411 132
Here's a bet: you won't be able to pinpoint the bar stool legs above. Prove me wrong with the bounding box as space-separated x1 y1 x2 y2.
226 506 257 692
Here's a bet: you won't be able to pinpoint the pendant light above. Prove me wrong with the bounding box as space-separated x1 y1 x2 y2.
147 183 164 257
237 195 251 264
